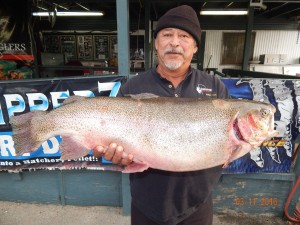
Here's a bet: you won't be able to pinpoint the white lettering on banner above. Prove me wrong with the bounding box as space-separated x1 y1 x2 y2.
98 82 121 97
73 90 95 97
23 158 61 164
26 93 49 111
42 137 60 154
4 94 25 117
98 82 116 93
0 135 14 156
0 133 60 157
0 161 13 166
50 90 70 109
0 134 31 157
0 104 5 125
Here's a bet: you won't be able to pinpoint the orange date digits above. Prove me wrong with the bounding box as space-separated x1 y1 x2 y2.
234 197 278 207
249 197 257 206
261 197 278 207
234 197 245 206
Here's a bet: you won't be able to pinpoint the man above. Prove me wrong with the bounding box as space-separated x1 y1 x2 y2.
93 5 230 225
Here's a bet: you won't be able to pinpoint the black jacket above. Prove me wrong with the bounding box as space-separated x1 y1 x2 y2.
118 67 230 225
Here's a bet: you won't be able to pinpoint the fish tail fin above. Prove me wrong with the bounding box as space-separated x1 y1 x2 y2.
10 111 46 156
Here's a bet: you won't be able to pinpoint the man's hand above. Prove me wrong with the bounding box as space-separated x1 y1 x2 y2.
93 143 133 166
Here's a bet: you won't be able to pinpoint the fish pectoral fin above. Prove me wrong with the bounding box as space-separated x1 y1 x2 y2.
122 161 150 173
60 135 91 160
223 144 253 168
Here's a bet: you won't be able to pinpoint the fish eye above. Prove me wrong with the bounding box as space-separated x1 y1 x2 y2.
260 109 269 117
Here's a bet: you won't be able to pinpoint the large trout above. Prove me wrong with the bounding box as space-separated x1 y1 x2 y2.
10 95 278 173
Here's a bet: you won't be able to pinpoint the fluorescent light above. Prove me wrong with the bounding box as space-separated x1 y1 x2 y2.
200 10 248 15
32 11 104 17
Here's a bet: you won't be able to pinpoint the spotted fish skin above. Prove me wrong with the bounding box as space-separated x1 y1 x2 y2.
9 95 278 173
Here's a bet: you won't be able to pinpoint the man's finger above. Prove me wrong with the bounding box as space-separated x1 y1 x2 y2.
103 143 118 161
111 145 124 164
120 153 134 166
93 145 105 158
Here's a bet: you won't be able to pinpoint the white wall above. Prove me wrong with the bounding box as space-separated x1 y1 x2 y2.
203 30 300 73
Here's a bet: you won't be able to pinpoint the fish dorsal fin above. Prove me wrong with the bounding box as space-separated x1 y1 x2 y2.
63 96 87 105
212 99 231 109
126 93 159 99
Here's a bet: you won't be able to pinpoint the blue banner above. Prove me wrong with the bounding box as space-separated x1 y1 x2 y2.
222 78 298 173
0 76 297 173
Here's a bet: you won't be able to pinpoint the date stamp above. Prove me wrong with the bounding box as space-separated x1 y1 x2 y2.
234 197 278 207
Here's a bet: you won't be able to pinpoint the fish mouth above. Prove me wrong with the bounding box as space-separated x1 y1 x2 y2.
233 118 245 142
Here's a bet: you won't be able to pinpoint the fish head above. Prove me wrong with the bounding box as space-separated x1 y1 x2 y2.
235 103 279 147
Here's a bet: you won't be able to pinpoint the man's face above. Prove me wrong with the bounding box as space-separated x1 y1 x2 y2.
155 28 198 71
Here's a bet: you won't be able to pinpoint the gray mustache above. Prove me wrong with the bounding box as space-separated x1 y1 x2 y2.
164 48 184 55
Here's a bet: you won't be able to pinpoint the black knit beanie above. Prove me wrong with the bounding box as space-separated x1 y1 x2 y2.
153 5 201 46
